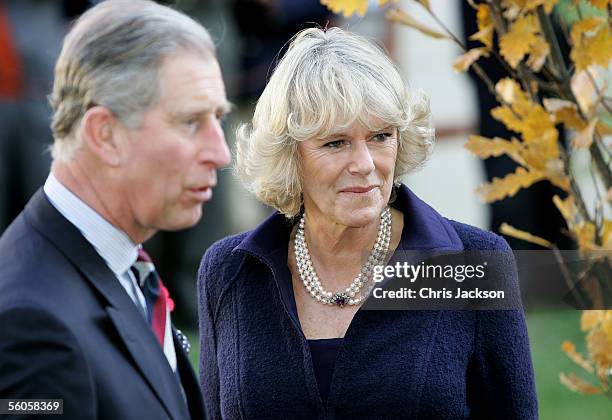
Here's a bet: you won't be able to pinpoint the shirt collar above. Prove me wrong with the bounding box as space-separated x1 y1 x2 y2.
43 173 139 277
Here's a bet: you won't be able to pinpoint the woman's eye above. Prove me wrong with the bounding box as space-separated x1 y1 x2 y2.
323 140 345 149
373 132 393 142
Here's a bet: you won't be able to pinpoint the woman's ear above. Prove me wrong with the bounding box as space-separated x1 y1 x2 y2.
80 106 123 166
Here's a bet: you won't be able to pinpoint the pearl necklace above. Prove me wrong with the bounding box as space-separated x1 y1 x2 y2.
294 207 392 308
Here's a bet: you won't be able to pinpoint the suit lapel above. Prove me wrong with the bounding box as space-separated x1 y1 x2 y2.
24 190 190 420
107 308 190 420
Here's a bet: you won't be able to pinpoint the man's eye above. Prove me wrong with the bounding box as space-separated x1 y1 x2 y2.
215 110 226 121
184 117 199 127
183 118 200 133
323 140 345 148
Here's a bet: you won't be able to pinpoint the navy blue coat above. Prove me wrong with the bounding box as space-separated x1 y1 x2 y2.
198 185 538 419
0 190 205 420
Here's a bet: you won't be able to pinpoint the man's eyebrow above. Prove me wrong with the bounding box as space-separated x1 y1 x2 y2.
169 100 234 120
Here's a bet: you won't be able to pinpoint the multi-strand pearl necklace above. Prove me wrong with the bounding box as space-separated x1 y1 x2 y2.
294 207 392 308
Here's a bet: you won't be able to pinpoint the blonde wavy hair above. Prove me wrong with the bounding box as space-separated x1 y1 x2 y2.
235 27 434 217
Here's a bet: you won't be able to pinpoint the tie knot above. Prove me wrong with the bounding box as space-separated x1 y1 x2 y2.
132 248 156 287
137 248 153 263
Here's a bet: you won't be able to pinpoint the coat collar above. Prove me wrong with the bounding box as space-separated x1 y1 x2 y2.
234 183 464 261
24 189 191 420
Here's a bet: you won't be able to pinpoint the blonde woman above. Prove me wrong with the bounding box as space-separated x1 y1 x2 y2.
198 27 537 419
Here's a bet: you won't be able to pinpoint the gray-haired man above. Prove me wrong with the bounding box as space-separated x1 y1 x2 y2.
0 1 230 418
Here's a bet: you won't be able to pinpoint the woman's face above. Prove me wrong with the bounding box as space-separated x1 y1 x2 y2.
298 118 398 228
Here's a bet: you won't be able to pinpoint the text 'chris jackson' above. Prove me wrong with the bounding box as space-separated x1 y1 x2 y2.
371 261 506 301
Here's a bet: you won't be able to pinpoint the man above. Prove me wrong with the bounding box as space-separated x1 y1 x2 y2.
0 1 230 419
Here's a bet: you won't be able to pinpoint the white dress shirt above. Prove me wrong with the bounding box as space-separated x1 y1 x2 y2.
43 173 177 371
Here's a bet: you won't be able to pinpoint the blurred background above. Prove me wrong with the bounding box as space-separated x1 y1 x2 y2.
0 0 607 417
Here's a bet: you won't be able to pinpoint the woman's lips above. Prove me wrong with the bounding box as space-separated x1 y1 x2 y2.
340 185 378 194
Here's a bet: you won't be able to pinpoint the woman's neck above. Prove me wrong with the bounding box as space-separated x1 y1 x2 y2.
299 210 385 291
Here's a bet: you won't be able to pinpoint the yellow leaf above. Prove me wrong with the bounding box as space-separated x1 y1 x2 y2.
469 4 494 48
477 167 544 202
543 98 586 130
559 372 604 394
492 79 559 155
465 135 525 164
453 48 489 72
572 118 598 149
501 0 525 19
586 327 612 368
520 107 558 145
543 98 575 113
603 312 612 339
412 0 430 10
526 35 550 72
571 71 597 115
557 106 587 131
587 0 611 10
570 18 612 72
553 195 576 225
320 0 368 17
541 0 560 13
561 112 587 133
378 0 399 6
574 222 597 251
561 340 595 373
582 310 605 331
596 120 612 135
601 219 612 248
470 25 494 49
495 78 528 104
386 9 450 39
544 158 570 191
501 223 553 248
500 13 540 68
570 17 604 46
491 106 524 132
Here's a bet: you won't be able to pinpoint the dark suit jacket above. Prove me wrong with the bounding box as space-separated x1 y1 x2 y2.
0 189 205 420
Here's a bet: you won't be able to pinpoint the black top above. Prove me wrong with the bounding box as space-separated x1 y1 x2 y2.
306 338 343 402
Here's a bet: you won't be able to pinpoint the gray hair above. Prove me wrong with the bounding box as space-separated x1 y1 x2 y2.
235 27 435 217
50 0 216 161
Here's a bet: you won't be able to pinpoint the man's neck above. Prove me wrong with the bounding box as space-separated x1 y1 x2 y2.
51 160 153 244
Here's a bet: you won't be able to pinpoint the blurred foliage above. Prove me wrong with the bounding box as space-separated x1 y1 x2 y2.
321 0 612 401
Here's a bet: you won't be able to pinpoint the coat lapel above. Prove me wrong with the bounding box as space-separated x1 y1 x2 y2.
24 189 190 420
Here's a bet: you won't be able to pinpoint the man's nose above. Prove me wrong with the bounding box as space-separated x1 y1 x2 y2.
347 142 375 175
200 117 231 168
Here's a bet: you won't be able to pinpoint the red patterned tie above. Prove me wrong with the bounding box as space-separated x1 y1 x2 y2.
131 249 175 347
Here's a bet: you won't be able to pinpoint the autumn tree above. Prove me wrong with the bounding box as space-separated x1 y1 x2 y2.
321 0 611 399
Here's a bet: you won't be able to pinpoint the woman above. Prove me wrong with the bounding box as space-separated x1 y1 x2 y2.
198 27 537 419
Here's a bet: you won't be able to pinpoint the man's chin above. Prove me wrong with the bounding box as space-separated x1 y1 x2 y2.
165 206 205 231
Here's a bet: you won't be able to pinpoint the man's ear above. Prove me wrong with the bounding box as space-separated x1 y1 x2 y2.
80 106 124 166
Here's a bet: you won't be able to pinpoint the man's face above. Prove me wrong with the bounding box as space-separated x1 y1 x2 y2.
116 52 231 238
